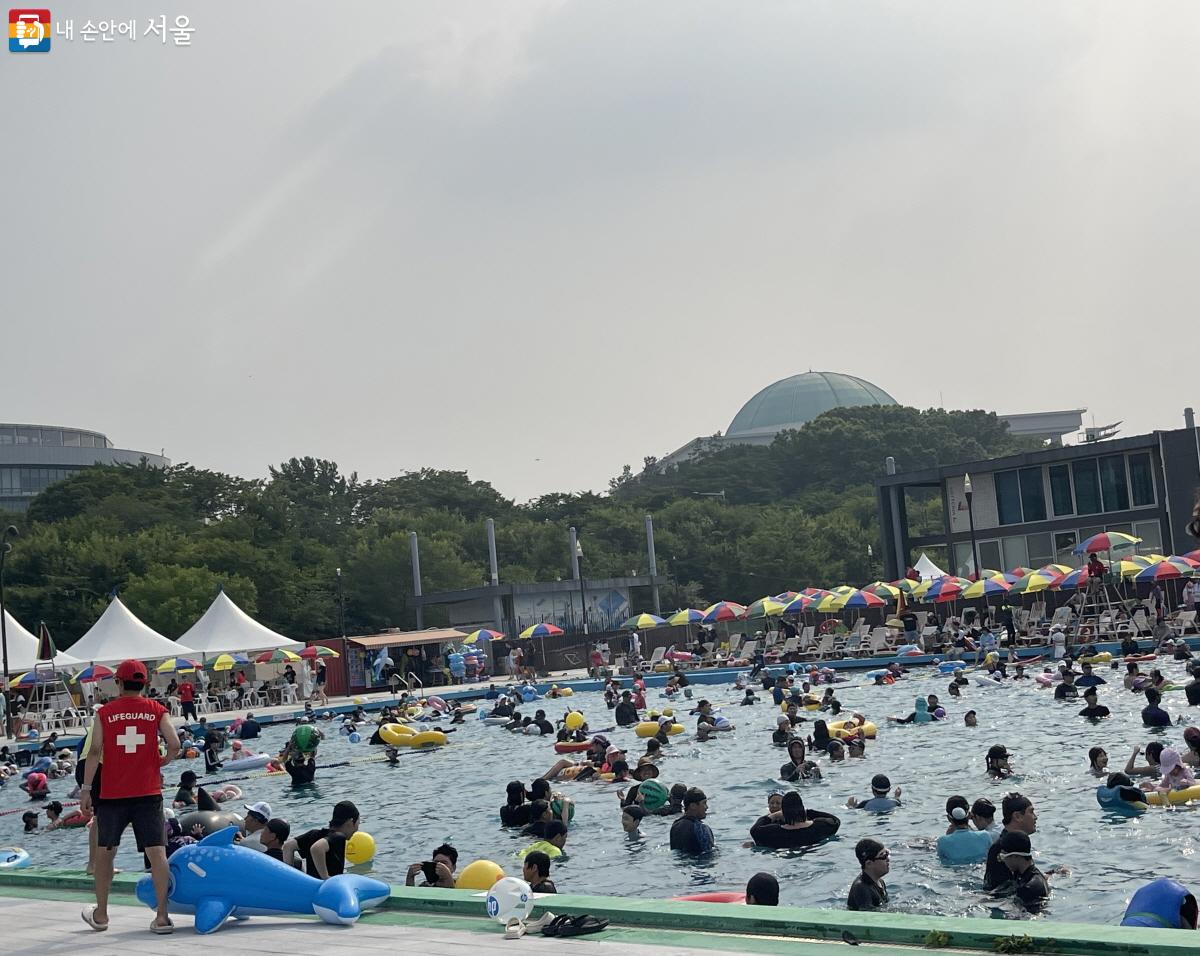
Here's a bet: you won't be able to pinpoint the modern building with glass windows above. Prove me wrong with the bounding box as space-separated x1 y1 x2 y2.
875 424 1200 581
0 423 169 513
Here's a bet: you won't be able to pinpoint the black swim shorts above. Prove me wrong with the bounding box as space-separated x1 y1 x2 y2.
95 795 165 850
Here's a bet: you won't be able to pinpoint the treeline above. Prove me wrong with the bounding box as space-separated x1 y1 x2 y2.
0 406 1034 647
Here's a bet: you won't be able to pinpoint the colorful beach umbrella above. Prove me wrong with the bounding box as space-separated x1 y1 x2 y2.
11 670 57 686
1039 564 1074 576
1054 568 1093 591
891 579 923 595
252 649 301 664
835 589 887 610
1113 559 1148 579
701 601 748 623
156 656 203 673
210 653 249 671
299 645 340 660
745 598 786 619
962 576 1012 600
519 622 564 639
1009 570 1063 594
465 628 505 644
1183 550 1200 564
864 581 902 600
925 577 970 603
1074 531 1141 555
782 595 813 614
71 664 115 683
812 592 845 613
1133 561 1191 583
623 613 667 630
1168 555 1200 569
1007 567 1035 578
667 608 706 626
773 590 800 603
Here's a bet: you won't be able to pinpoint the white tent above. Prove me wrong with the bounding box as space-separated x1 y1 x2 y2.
66 597 193 664
177 590 300 655
914 552 948 581
2 608 82 672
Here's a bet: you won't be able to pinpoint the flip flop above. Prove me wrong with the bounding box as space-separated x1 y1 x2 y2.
542 914 609 937
81 905 108 932
150 918 175 935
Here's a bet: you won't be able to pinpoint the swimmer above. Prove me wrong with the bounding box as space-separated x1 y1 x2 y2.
964 710 978 727
1078 687 1111 719
1182 726 1200 768
639 739 663 766
1155 748 1196 792
986 744 1013 779
740 688 758 706
1087 747 1108 777
809 720 833 752
948 682 962 698
847 737 866 759
1125 742 1164 778
826 739 846 762
779 739 822 782
846 774 901 811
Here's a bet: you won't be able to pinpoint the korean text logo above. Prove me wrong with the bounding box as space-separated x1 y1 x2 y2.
9 8 50 52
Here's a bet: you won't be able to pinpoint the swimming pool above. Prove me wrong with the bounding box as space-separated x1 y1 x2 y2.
4 658 1198 925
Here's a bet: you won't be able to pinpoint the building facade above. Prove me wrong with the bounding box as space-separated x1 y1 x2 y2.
875 425 1200 581
0 423 170 513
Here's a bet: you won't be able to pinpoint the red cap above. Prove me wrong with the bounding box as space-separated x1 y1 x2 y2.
115 659 148 682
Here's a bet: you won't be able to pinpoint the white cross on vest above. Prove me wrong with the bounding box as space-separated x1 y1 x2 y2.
115 725 146 754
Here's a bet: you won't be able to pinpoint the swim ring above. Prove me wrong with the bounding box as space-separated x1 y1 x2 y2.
427 696 447 711
672 891 745 904
1147 785 1200 807
482 717 509 725
937 661 964 674
974 676 1004 689
1081 652 1112 665
553 741 590 754
228 753 273 770
828 719 877 740
0 848 32 870
407 730 448 747
379 723 415 745
635 722 683 738
519 687 540 702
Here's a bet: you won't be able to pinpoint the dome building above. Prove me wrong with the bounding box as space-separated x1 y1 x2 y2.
725 371 897 441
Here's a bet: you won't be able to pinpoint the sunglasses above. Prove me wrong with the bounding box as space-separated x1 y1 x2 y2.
871 850 890 861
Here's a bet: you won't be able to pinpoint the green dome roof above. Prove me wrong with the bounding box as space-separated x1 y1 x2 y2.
726 371 896 438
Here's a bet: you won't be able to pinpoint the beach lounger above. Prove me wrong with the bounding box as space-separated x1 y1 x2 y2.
1170 609 1196 636
639 646 666 672
812 634 835 660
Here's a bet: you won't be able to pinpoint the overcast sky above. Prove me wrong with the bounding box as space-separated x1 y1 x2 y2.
5 2 1199 502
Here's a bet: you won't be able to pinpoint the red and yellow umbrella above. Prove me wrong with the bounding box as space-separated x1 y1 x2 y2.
701 601 748 623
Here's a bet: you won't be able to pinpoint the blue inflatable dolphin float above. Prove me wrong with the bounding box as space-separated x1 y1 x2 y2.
135 826 390 934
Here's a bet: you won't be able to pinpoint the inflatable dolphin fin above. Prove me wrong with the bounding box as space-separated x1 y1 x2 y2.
312 875 391 926
198 826 240 847
194 898 236 935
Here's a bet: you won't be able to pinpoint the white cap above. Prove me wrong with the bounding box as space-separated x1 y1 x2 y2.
244 801 272 820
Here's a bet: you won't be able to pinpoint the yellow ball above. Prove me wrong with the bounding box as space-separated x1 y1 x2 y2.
346 831 376 865
455 859 505 891
662 708 674 717
564 711 584 731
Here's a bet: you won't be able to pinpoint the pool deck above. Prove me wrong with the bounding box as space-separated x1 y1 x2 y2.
0 870 1193 956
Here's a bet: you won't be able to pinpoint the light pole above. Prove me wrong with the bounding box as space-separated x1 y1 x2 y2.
335 567 345 638
1 525 19 741
575 540 588 635
963 474 980 581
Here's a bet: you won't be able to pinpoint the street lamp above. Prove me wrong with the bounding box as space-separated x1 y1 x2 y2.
575 540 588 635
963 474 980 581
1 525 19 741
335 567 345 638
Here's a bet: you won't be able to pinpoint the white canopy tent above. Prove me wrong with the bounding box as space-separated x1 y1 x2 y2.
177 590 300 656
914 552 948 581
66 597 193 664
2 608 82 672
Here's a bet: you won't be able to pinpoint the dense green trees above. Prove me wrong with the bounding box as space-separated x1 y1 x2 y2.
0 406 1031 648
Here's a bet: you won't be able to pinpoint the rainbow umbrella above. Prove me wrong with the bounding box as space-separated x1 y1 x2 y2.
1008 567 1035 578
926 577 970 603
623 613 666 630
1054 568 1093 591
836 589 886 610
156 656 203 673
299 646 340 660
1133 561 1191 583
72 664 115 683
1120 555 1155 570
1183 550 1200 564
1009 570 1063 594
1114 560 1148 579
11 670 57 686
782 595 813 614
812 592 845 613
520 622 564 639
465 628 505 644
667 608 706 626
773 590 800 603
252 649 301 664
210 653 249 671
830 585 855 595
891 579 923 595
702 601 748 623
976 569 1003 580
864 581 902 600
962 576 1012 600
1168 555 1200 569
745 598 786 619
1039 564 1074 577
1074 531 1141 555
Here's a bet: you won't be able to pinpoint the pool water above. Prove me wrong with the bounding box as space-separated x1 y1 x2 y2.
4 659 1199 925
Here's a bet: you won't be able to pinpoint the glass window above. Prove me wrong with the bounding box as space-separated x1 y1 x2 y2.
15 428 37 445
1048 464 1073 516
1134 520 1162 554
1128 452 1155 507
994 471 1023 525
1026 533 1054 567
1106 522 1132 536
1072 459 1101 515
79 433 95 448
1003 536 1029 570
1019 468 1046 522
62 431 80 447
953 543 975 578
979 540 1002 572
1054 531 1078 560
0 427 12 445
40 429 62 446
1099 455 1130 512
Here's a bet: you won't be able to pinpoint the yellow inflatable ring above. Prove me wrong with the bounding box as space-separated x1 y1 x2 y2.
407 730 448 747
558 688 574 697
634 722 684 738
828 719 878 740
1147 785 1200 806
1081 652 1113 665
406 706 423 718
379 723 415 745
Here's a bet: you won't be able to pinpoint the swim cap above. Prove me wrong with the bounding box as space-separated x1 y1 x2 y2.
640 779 669 811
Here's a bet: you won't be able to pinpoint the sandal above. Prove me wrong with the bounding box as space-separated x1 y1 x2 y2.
542 914 609 937
150 918 175 935
81 905 109 932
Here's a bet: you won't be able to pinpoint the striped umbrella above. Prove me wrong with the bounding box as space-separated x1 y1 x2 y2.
702 601 748 623
745 598 786 619
962 576 1013 600
834 589 887 610
519 622 564 639
72 664 115 683
782 595 814 614
1054 568 1093 591
1183 550 1200 564
864 581 903 600
1074 531 1141 555
926 577 971 603
1008 567 1035 578
1039 564 1074 577
156 656 204 673
976 569 1004 580
667 608 706 626
1114 560 1148 579
1133 561 1191 583
1168 555 1200 569
623 613 666 630
299 646 340 660
891 579 923 595
812 592 846 613
210 653 249 671
252 649 301 664
12 670 58 686
1009 570 1063 594
773 590 800 603
464 629 505 644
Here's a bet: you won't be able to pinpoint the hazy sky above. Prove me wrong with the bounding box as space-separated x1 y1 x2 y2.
6 2 1199 502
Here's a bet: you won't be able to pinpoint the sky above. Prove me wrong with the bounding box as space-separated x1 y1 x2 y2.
5 1 1200 502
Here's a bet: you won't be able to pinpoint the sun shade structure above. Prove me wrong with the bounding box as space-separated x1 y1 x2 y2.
177 590 300 655
63 597 191 664
2 609 81 671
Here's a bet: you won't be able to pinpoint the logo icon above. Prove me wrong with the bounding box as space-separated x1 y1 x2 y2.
9 8 50 52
